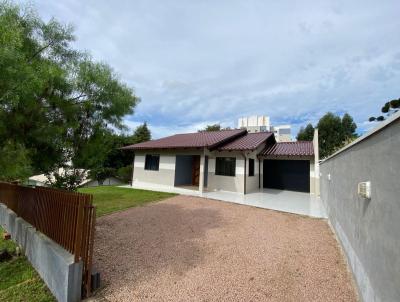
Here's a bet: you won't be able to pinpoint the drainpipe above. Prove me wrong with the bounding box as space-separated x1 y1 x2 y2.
131 153 135 187
242 153 247 195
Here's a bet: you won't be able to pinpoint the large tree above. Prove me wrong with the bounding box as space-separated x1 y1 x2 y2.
0 2 139 183
369 98 400 122
341 113 357 139
297 112 358 159
317 112 357 158
88 122 151 184
296 123 314 141
130 122 151 144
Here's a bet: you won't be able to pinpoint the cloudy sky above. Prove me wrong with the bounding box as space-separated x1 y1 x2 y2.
26 0 400 138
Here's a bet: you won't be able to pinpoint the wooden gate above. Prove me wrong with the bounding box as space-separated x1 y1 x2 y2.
0 182 96 297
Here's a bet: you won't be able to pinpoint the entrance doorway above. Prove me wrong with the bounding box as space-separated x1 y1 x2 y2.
174 155 201 188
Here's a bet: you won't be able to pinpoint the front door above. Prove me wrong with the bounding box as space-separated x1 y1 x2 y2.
192 155 200 186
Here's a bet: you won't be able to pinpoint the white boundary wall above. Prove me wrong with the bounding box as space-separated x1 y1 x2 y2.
0 204 82 302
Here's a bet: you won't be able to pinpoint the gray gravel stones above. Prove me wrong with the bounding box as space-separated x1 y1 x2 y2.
93 195 358 302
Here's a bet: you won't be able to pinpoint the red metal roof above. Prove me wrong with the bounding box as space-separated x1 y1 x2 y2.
260 141 314 156
121 129 246 150
218 132 274 151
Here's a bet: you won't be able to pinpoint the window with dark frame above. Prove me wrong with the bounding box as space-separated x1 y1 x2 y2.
249 158 255 176
144 154 160 171
215 157 236 176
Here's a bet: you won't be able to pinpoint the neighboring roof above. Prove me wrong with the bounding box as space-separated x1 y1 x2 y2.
121 129 247 150
260 141 314 157
218 132 274 151
29 168 90 186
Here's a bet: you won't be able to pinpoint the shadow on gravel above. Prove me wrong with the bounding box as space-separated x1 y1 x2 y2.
93 197 222 292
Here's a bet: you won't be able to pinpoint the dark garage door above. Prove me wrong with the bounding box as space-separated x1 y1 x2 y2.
263 160 310 192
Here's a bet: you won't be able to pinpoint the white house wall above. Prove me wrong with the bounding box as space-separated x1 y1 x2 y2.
133 150 250 194
205 150 246 194
133 150 203 187
132 148 315 194
245 147 264 193
133 153 176 187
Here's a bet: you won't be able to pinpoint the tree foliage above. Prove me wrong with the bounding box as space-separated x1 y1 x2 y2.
297 112 358 159
0 141 32 181
47 169 86 191
369 98 400 122
130 122 151 144
0 2 139 184
199 124 231 132
317 112 358 158
86 122 151 184
341 113 357 139
296 123 314 141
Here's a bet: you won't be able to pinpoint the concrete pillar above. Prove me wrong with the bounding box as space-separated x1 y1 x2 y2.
199 152 205 194
313 128 320 196
260 159 264 189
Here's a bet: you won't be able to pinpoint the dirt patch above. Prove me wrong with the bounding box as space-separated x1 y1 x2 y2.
93 195 357 301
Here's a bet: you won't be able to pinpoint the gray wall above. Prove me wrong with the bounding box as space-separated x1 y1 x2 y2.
174 155 193 186
0 204 82 302
320 117 400 302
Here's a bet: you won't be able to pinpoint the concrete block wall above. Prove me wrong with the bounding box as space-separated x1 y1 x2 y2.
320 115 400 302
0 204 82 302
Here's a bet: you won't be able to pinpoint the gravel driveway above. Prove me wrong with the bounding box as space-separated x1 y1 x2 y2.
93 195 357 302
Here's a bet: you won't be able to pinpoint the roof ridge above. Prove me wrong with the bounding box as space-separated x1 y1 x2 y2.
278 141 312 143
184 128 244 135
246 131 273 135
121 128 247 150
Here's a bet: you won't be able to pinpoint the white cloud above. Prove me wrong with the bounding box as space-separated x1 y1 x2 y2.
26 0 400 138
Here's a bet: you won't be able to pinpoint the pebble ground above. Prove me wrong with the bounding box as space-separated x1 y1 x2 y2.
92 195 358 302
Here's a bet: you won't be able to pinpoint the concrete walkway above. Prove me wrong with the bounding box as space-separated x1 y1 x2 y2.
121 182 327 218
204 189 327 218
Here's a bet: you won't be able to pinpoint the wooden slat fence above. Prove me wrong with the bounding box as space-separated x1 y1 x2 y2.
0 182 96 297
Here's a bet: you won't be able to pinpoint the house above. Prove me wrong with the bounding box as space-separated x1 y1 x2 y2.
122 129 319 194
27 168 89 187
80 176 124 187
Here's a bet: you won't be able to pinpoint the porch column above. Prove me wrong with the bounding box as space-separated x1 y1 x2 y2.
313 128 320 196
199 152 205 194
259 159 264 189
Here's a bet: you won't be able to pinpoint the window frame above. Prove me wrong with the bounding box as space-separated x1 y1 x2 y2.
144 154 160 171
248 158 255 177
215 157 236 177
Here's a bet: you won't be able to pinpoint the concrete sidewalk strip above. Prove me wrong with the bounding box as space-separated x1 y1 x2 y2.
121 183 327 218
92 196 357 302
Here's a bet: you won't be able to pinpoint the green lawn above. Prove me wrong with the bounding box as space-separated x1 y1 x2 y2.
0 228 55 302
78 186 177 217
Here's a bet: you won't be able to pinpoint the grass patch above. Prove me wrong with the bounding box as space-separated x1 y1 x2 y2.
0 228 55 302
0 228 16 255
78 186 177 217
0 277 55 302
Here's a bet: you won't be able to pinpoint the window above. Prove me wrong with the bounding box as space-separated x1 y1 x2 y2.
248 158 255 176
144 154 160 171
215 157 236 176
